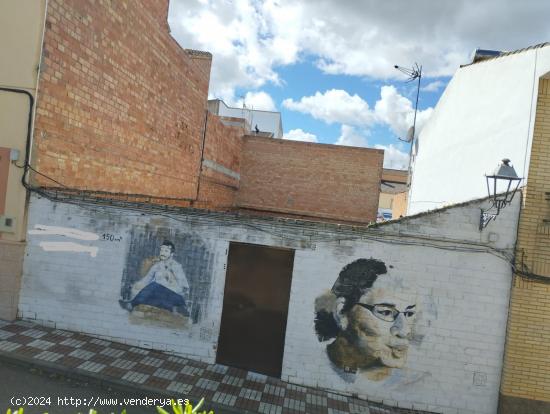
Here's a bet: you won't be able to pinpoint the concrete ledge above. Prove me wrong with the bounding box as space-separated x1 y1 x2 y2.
499 393 550 414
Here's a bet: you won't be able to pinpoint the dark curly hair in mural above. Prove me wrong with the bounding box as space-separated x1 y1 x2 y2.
314 258 421 381
314 258 387 341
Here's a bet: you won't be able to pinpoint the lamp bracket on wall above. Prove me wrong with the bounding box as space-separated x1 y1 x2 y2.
479 159 522 231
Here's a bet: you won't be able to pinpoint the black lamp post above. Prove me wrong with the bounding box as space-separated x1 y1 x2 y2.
480 158 523 230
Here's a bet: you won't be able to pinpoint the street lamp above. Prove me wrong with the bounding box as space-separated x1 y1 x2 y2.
479 158 523 230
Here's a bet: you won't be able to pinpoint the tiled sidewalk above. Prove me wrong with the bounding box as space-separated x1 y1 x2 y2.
0 320 433 414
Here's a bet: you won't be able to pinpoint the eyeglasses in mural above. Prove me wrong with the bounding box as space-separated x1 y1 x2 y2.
314 258 425 383
119 227 213 328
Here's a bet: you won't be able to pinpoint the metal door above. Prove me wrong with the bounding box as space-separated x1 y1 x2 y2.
216 242 295 377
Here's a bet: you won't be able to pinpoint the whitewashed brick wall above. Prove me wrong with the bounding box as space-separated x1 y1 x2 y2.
19 194 520 414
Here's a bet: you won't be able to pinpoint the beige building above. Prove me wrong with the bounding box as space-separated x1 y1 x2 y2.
378 168 408 220
0 0 46 320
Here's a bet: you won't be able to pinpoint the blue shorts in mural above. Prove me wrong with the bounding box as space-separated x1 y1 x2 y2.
131 282 189 317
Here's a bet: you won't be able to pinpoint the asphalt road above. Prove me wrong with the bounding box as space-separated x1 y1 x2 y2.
0 360 161 414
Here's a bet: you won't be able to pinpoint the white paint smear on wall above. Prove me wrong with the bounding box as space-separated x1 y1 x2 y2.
38 241 99 258
29 225 99 241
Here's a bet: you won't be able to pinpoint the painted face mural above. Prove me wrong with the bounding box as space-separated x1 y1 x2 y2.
119 228 213 328
314 258 419 381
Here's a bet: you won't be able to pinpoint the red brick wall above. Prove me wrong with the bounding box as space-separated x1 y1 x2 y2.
194 114 244 209
32 0 211 201
236 136 384 223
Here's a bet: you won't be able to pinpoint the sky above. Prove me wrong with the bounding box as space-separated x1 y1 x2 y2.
167 0 550 169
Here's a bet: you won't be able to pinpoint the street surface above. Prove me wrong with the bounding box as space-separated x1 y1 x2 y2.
0 360 155 414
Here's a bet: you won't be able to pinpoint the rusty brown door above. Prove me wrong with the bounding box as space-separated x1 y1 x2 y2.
216 242 295 377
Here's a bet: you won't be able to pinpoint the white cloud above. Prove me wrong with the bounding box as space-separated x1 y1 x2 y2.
283 90 375 126
335 125 368 147
375 144 410 170
283 86 433 139
421 80 445 92
236 91 276 111
283 128 318 143
168 0 550 100
374 85 434 138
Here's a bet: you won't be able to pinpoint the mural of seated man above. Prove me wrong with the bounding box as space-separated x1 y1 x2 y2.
314 258 419 383
120 240 190 317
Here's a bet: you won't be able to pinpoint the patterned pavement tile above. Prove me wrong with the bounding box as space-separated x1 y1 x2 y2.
77 361 106 373
258 402 283 414
180 365 204 376
20 329 47 338
283 398 306 412
0 321 434 414
34 350 64 362
217 383 241 396
244 379 266 391
27 339 55 350
111 359 137 370
222 374 244 387
0 330 15 340
264 383 286 397
128 347 149 355
90 338 111 346
122 371 149 384
59 338 86 348
133 363 159 375
100 347 125 358
195 377 220 392
212 391 237 406
101 366 127 378
239 387 262 401
167 381 193 394
144 376 171 389
261 393 285 406
153 367 178 380
247 371 268 383
0 341 22 352
207 364 229 374
328 409 350 414
167 355 189 364
90 353 116 365
141 355 164 367
234 397 261 412
68 348 95 360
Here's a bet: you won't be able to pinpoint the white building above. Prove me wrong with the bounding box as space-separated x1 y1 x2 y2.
207 98 283 138
408 43 550 214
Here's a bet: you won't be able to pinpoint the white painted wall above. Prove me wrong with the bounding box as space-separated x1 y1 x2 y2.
19 193 520 414
408 45 550 214
210 99 283 138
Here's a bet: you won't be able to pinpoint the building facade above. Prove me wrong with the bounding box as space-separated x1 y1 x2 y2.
0 0 383 322
0 0 47 320
407 44 550 413
19 191 520 414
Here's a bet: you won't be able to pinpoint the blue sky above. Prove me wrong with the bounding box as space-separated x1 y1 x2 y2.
259 59 447 147
167 0 550 169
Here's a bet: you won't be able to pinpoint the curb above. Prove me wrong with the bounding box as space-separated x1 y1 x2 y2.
0 351 249 414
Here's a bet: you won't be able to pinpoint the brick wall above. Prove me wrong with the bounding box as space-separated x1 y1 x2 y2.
236 136 384 223
32 0 211 201
20 192 519 414
499 79 550 414
193 114 244 209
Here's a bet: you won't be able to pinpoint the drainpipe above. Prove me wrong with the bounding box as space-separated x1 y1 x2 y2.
194 109 209 202
0 87 35 191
